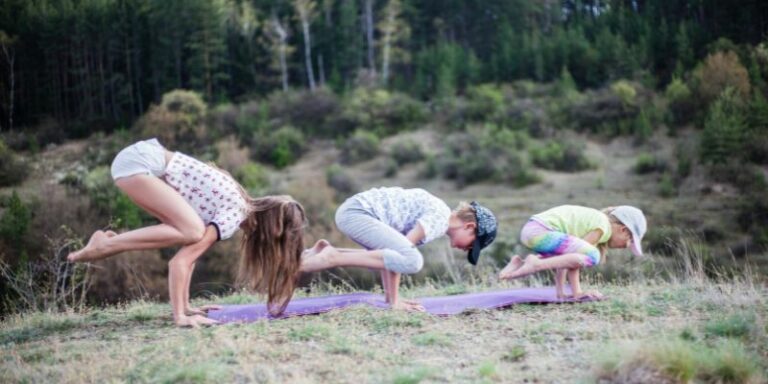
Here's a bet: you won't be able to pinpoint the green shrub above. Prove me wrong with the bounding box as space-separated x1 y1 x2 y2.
434 125 538 187
464 84 505 121
252 126 306 168
700 88 747 165
390 140 425 165
234 162 270 193
326 164 357 200
82 166 144 229
0 191 32 250
745 92 768 164
633 108 653 142
339 88 427 137
658 173 676 198
611 80 637 106
665 77 694 125
634 153 668 174
383 158 399 177
265 88 341 137
704 313 755 339
339 130 380 165
134 89 208 153
0 139 28 187
530 139 593 172
567 88 640 133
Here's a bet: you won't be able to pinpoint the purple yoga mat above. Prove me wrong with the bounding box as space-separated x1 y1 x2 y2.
207 287 598 323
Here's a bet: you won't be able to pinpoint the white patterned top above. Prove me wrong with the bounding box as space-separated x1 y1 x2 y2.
163 152 248 241
353 187 451 245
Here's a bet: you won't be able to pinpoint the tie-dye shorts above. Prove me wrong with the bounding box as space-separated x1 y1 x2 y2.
519 219 601 267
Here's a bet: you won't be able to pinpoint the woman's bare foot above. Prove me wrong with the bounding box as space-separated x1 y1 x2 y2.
67 230 111 262
302 239 330 259
300 245 338 273
503 254 541 279
499 255 524 279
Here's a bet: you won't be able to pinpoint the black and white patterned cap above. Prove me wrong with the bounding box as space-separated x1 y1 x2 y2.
468 201 498 265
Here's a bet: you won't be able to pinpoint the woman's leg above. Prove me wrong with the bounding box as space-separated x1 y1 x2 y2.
67 174 206 262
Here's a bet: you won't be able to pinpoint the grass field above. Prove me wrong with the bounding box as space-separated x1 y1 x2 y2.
2 268 766 383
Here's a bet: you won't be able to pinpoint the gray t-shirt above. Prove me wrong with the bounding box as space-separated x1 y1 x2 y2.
353 187 451 245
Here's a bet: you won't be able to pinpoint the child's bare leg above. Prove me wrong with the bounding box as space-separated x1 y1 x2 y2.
566 268 603 299
67 175 205 262
499 255 524 279
300 245 386 272
380 270 391 301
555 268 567 298
503 253 585 279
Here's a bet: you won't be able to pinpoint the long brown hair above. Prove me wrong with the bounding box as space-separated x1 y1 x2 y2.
238 195 306 315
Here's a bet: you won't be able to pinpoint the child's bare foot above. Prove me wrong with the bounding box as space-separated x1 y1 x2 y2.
300 245 338 273
105 230 117 237
499 255 524 279
67 230 110 262
503 254 541 279
302 239 330 259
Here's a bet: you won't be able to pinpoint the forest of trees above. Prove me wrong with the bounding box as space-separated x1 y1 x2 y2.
1 0 768 134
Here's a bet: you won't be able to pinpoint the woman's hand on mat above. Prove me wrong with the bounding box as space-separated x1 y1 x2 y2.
391 300 425 312
175 314 219 328
185 305 223 316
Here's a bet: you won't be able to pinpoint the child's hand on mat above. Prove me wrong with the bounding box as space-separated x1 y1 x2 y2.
573 290 603 300
391 300 425 312
175 314 219 328
185 305 223 316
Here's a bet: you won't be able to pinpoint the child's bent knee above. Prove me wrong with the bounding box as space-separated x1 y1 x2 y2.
382 248 423 274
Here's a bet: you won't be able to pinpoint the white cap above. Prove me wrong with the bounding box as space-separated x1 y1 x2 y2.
611 205 647 256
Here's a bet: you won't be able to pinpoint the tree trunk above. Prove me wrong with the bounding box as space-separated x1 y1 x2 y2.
298 9 316 90
364 0 376 76
380 3 394 84
0 41 14 131
318 54 325 86
272 16 290 91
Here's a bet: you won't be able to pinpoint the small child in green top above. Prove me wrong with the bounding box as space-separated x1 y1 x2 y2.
499 205 647 299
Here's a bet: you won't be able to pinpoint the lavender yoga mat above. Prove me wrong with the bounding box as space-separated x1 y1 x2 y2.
207 287 598 323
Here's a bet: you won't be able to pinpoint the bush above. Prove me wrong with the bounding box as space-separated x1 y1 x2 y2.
692 51 751 107
389 140 425 165
530 139 593 172
326 164 357 200
0 191 32 251
658 173 676 198
745 92 768 164
82 166 144 229
567 88 640 133
265 88 341 137
339 88 427 137
434 125 538 187
464 84 505 121
234 162 270 194
665 77 694 126
339 130 380 165
134 89 208 153
251 126 306 168
634 153 668 174
700 88 746 165
633 108 653 142
0 139 28 187
611 80 637 106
